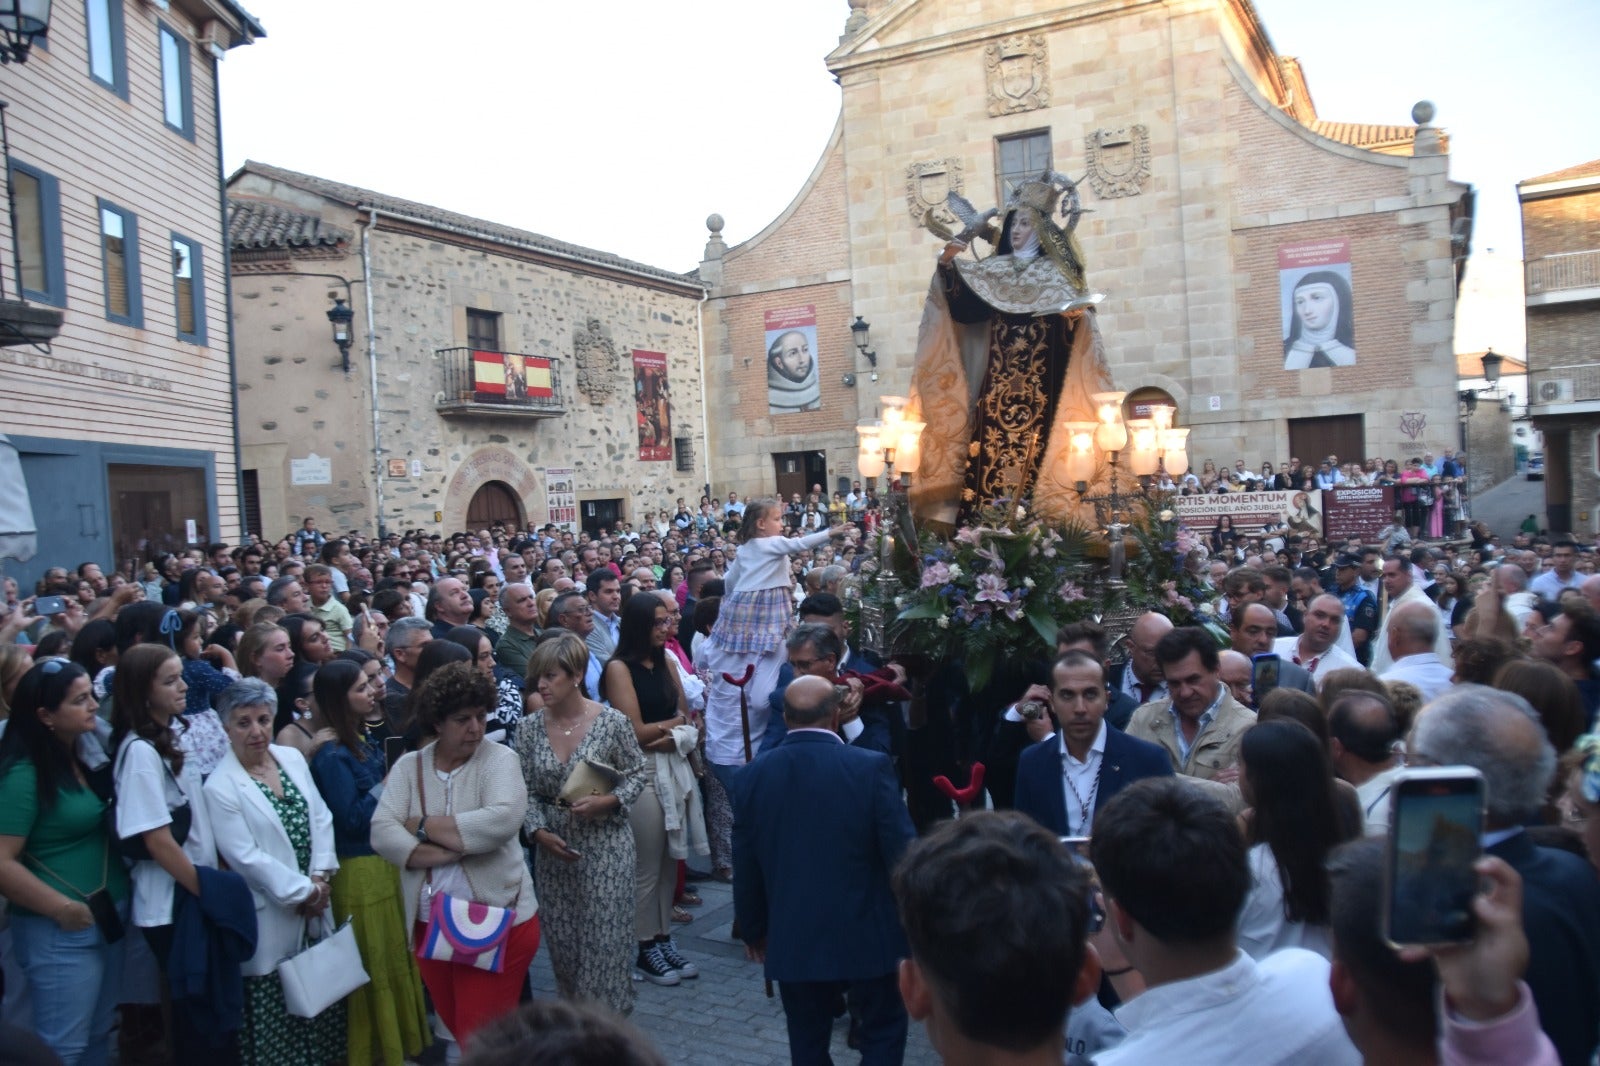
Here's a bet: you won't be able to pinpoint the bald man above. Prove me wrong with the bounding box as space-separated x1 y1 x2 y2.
1111 612 1174 707
1273 594 1362 688
1227 603 1316 704
1218 650 1253 707
1370 556 1451 674
1377 600 1451 702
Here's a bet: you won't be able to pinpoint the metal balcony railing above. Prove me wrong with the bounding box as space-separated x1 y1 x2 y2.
1526 249 1600 297
436 347 565 417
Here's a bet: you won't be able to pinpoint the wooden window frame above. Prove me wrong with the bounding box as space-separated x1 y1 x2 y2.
170 233 205 345
9 160 65 307
98 199 143 328
84 0 128 98
995 129 1053 204
158 22 194 140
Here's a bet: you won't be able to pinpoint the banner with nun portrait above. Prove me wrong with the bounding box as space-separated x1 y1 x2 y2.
764 306 821 414
1279 238 1355 371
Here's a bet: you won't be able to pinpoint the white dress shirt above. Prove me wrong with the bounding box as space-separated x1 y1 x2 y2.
1271 636 1361 688
1237 843 1333 962
1380 652 1453 703
1059 721 1107 836
1101 949 1361 1066
1355 764 1405 833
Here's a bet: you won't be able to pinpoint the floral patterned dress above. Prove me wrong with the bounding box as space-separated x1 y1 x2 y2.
239 774 347 1066
516 707 646 1015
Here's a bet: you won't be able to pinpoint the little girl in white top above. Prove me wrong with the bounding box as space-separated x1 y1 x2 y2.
699 498 849 766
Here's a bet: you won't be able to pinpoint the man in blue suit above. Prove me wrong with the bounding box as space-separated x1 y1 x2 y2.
733 674 916 1065
1014 651 1174 837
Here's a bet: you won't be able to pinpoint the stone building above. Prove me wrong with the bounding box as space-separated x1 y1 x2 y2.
697 0 1474 498
1519 159 1600 535
0 0 261 589
228 163 707 539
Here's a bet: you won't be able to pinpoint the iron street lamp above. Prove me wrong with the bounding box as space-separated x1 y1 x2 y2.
850 315 879 381
0 0 50 64
327 296 354 373
1480 348 1503 387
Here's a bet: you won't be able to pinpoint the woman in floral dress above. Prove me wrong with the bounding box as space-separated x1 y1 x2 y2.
204 678 345 1065
516 632 645 1014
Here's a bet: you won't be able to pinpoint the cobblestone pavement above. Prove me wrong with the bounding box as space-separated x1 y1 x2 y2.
525 878 941 1065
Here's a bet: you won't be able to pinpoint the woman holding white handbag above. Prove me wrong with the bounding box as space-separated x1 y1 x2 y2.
203 679 345 1065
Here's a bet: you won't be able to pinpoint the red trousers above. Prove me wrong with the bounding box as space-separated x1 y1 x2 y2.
413 916 541 1048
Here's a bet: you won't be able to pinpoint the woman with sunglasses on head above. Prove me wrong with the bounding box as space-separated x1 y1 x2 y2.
111 644 227 1062
0 659 129 1065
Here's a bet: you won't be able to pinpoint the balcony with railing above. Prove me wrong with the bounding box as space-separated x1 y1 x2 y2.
1526 250 1600 305
436 347 566 418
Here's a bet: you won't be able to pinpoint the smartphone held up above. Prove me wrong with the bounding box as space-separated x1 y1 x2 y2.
1383 767 1485 949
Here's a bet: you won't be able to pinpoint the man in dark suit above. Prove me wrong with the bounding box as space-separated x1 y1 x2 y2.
733 675 915 1065
1411 684 1600 1066
1014 651 1174 837
762 623 893 755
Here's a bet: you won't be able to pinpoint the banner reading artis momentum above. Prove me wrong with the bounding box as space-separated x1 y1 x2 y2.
1323 485 1396 543
1280 238 1354 371
764 305 821 414
632 350 672 462
1173 490 1324 538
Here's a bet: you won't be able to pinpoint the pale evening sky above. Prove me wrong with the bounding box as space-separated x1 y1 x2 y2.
217 0 1600 363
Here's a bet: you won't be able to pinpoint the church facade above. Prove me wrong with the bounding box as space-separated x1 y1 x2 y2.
698 0 1473 497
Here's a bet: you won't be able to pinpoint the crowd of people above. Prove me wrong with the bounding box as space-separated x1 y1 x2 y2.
0 481 1597 1065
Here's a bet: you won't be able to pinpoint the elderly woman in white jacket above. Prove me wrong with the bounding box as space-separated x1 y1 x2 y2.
203 678 345 1064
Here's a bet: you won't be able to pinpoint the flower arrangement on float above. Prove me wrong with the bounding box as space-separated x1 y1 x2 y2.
1121 494 1229 643
887 501 1097 692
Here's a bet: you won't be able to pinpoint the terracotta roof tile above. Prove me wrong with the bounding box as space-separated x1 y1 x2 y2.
228 199 348 251
231 161 697 285
1520 159 1600 185
1308 120 1427 153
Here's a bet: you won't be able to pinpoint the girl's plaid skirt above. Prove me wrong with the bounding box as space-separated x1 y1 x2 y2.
708 587 792 655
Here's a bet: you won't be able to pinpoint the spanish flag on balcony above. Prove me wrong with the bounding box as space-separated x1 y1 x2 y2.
472 350 554 404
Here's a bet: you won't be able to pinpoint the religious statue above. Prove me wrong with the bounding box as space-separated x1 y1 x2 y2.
908 170 1118 528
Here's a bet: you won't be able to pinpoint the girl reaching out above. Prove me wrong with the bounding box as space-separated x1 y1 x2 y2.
696 498 850 772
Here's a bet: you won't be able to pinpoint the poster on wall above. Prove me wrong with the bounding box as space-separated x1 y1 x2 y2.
544 467 576 532
632 350 672 462
1279 238 1354 371
1173 490 1324 538
472 350 553 404
1323 485 1395 543
764 305 821 414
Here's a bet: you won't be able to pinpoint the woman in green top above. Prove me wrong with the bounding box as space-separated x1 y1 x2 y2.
0 659 130 1065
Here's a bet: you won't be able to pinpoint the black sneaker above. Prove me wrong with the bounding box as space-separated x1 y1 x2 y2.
657 937 699 979
635 943 681 986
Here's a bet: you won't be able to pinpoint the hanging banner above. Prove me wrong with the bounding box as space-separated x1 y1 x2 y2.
632 350 672 461
544 468 576 533
1323 485 1396 543
1173 490 1324 538
472 350 553 404
765 305 821 414
1280 238 1355 371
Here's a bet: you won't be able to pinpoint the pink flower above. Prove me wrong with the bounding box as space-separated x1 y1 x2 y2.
954 527 980 545
920 562 951 589
975 574 1008 603
1057 579 1086 602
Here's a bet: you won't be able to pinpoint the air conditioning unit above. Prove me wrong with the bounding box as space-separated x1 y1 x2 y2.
1536 379 1575 404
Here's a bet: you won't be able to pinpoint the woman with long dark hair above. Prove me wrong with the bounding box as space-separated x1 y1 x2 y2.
111 644 223 1061
443 625 523 744
308 661 429 1065
1236 719 1357 960
602 594 701 987
0 660 129 1065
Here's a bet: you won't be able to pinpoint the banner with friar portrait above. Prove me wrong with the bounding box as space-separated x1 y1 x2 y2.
632 350 672 462
1280 238 1355 371
765 306 821 415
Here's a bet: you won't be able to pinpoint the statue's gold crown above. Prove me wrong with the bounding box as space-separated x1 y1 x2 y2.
1011 178 1061 216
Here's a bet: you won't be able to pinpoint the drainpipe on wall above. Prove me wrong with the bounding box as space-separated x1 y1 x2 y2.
358 206 385 538
696 289 713 498
212 55 245 539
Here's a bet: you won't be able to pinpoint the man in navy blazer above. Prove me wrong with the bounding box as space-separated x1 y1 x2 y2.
733 674 916 1065
1014 652 1174 838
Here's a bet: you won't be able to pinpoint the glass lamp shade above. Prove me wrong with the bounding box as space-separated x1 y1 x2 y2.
1128 419 1160 476
896 420 926 474
856 421 884 478
1148 404 1175 431
1161 428 1191 477
879 395 909 430
1063 421 1097 483
1091 391 1128 452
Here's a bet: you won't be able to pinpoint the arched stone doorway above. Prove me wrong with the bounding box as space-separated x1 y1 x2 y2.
441 445 540 534
466 480 524 531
